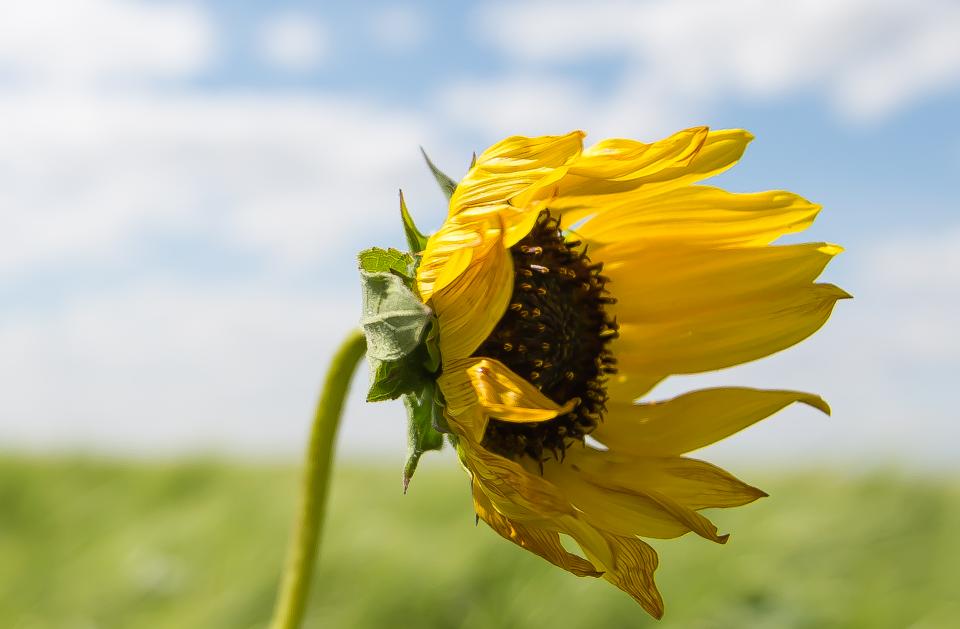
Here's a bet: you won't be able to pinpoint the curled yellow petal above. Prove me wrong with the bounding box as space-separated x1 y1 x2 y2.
460 439 575 519
439 357 578 442
450 131 584 213
566 526 664 619
550 128 754 224
473 479 601 578
423 222 513 361
568 126 708 181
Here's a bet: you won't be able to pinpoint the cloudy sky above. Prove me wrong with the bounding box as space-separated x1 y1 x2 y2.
1 0 958 468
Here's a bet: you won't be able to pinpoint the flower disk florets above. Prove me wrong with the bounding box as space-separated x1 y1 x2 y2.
478 211 619 462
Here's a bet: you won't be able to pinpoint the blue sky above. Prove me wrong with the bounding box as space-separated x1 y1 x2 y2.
0 0 958 467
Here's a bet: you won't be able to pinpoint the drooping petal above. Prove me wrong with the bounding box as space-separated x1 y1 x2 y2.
577 185 822 248
640 488 730 543
638 457 768 511
439 357 578 442
567 447 768 511
594 387 830 456
472 479 601 578
543 451 724 542
565 525 664 619
459 439 575 520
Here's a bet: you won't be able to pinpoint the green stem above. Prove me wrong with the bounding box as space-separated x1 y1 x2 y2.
270 329 367 629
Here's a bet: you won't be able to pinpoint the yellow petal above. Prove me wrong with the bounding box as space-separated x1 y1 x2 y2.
472 479 601 578
566 526 664 619
594 387 830 456
543 453 705 540
424 223 513 360
605 242 843 320
416 218 482 301
577 185 822 248
641 488 730 543
439 357 578 442
460 439 575 519
568 447 767 511
550 128 754 223
450 131 584 213
568 127 708 181
613 283 851 387
640 457 768 511
616 128 753 190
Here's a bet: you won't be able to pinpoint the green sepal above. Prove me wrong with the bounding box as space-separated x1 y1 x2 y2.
357 241 445 489
358 247 416 283
420 147 457 200
402 379 445 492
399 190 428 254
366 358 424 403
359 249 436 403
421 319 441 374
359 269 430 363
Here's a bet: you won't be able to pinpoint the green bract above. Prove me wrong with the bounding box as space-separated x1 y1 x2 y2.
419 147 457 201
358 244 444 489
399 191 427 254
359 159 462 489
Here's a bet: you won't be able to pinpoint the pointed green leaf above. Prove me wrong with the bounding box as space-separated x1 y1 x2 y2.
360 270 431 362
399 190 428 254
402 380 445 492
420 147 457 200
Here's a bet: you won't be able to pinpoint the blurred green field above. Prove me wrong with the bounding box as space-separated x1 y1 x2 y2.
1 453 957 629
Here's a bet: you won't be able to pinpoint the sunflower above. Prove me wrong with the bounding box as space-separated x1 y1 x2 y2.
366 127 847 618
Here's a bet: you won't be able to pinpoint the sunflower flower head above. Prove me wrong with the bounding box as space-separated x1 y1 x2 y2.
358 127 849 618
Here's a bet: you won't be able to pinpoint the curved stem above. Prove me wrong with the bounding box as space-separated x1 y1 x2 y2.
270 329 367 629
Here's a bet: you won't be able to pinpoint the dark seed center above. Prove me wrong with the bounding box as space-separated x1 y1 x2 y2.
475 211 618 463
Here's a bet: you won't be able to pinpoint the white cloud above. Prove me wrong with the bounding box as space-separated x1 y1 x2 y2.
0 3 444 458
466 0 960 131
859 227 960 361
438 76 594 136
0 282 405 456
257 12 329 73
370 5 428 53
0 92 433 275
0 0 450 460
0 0 215 87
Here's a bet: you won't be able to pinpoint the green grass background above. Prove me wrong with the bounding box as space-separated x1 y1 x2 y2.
1 453 957 628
